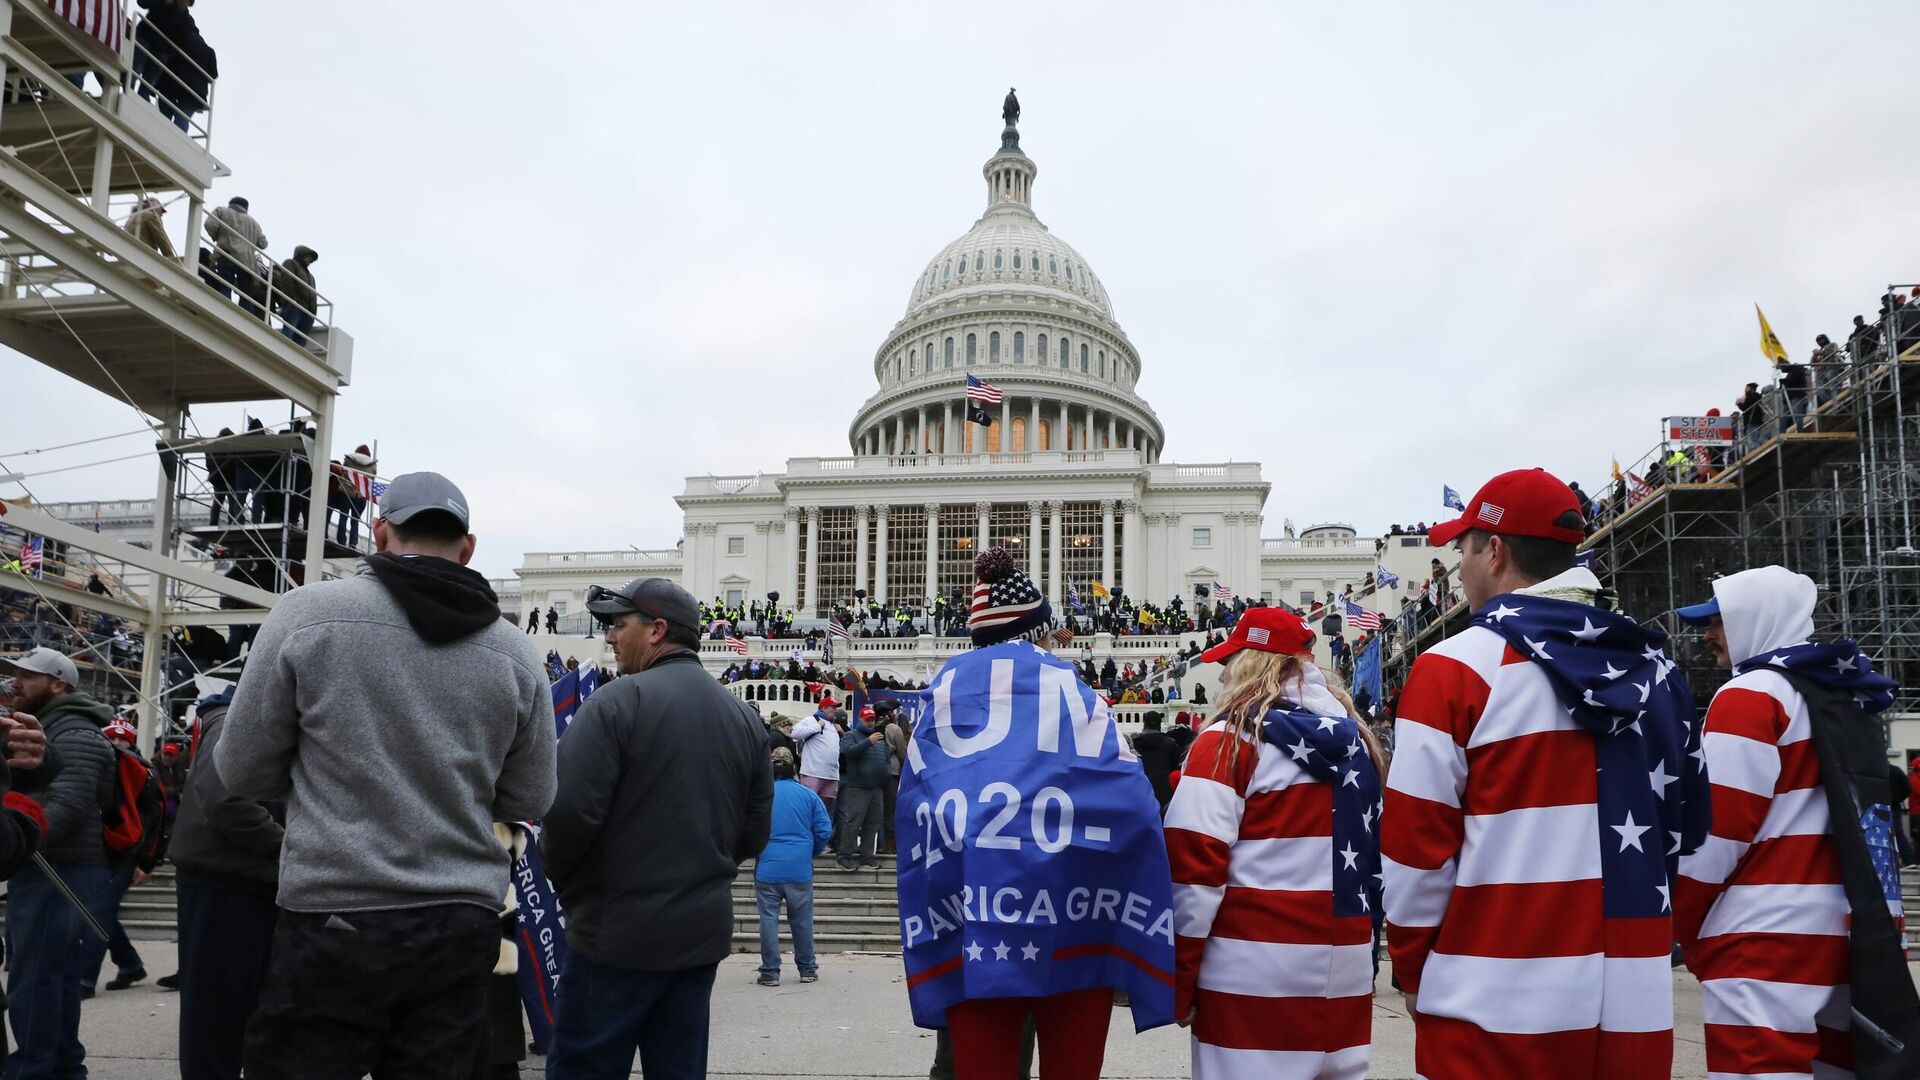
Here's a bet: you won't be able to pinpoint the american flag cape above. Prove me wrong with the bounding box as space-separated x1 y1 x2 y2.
1675 638 1904 1079
896 641 1175 1032
49 0 123 55
1382 586 1710 1080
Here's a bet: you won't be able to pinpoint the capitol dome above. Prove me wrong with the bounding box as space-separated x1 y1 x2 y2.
848 115 1165 462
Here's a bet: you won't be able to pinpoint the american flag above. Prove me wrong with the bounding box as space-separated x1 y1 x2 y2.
724 635 748 655
342 466 378 501
964 374 1003 405
828 620 853 642
1212 582 1233 601
51 0 123 55
19 537 44 576
1066 581 1085 614
1344 598 1382 631
370 480 389 504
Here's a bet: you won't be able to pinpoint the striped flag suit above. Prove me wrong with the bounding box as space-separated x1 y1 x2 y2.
1673 566 1906 1079
1164 665 1381 1080
1381 568 1709 1080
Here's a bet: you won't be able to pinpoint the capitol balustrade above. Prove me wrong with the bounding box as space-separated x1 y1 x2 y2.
522 549 683 570
1261 537 1378 556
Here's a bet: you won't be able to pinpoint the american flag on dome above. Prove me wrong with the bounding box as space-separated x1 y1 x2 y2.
1212 582 1233 601
964 374 1003 405
1344 598 1382 631
50 0 123 55
724 635 748 655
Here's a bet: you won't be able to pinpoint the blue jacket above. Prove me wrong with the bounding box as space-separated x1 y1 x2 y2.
756 778 833 883
839 722 892 789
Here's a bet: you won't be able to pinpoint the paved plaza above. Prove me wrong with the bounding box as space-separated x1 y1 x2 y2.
60 941 1822 1078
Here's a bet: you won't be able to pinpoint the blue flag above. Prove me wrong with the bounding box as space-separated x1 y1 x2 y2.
1443 484 1466 511
897 642 1175 1032
550 669 582 737
1353 637 1382 706
510 827 569 1053
578 665 600 704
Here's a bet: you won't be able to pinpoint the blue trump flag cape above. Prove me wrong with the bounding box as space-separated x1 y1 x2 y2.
896 640 1176 1032
509 670 590 1052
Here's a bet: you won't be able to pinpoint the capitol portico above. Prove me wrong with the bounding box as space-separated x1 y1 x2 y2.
505 107 1387 629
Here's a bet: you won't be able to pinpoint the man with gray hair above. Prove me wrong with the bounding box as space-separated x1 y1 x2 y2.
542 577 772 1080
218 471 557 1079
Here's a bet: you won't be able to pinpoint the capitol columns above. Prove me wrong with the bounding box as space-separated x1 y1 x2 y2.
1046 499 1064 608
1029 399 1040 451
1026 499 1043 580
803 506 821 615
854 504 871 598
924 501 941 604
1120 498 1142 599
1099 498 1116 591
943 401 956 455
782 507 802 610
975 500 991 554
874 505 890 604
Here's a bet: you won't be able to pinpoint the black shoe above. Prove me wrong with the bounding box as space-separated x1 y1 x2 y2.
80 986 95 1000
157 973 179 991
104 968 147 991
858 859 883 869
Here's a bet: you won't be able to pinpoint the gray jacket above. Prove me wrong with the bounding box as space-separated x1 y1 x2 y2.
542 650 772 971
15 691 114 866
218 565 557 914
169 703 282 891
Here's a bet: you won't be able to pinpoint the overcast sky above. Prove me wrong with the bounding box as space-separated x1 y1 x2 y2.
8 2 1918 578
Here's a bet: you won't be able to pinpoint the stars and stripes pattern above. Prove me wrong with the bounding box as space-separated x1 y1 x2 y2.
969 572 1045 632
724 635 748 655
18 537 44 575
828 620 853 643
341 467 379 501
1213 582 1234 601
1344 599 1381 632
964 374 1003 404
1381 590 1709 1080
369 479 389 505
51 0 123 55
1164 667 1381 1080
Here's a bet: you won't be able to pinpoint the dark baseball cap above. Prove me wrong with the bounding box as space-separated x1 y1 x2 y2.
586 577 701 632
379 472 471 530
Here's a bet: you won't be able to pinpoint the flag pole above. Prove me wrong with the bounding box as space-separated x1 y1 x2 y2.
31 852 109 941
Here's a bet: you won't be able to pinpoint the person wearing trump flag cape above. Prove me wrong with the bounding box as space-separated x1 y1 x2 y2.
897 547 1175 1080
1381 468 1710 1080
1164 605 1387 1080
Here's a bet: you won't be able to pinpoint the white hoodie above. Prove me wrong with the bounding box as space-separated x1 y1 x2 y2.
790 711 842 781
1707 565 1816 665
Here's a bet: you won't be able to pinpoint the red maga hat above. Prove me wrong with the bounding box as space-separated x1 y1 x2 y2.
1200 606 1316 665
1429 468 1585 547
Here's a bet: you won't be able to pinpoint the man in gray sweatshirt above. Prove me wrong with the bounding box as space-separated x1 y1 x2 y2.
217 471 556 1079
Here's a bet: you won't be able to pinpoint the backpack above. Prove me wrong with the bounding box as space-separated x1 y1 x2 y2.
102 745 167 873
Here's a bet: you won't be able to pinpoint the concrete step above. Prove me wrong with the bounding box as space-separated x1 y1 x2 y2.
732 899 899 918
731 930 899 954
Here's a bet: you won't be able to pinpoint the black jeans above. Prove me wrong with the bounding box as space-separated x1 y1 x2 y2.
243 904 499 1080
177 875 279 1080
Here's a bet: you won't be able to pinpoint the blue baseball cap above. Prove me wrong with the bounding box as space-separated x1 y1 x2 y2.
1675 597 1720 625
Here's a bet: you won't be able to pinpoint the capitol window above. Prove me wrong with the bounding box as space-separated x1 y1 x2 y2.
966 334 977 363
990 331 1001 363
727 536 745 555
1013 331 1024 362
1192 528 1211 548
1080 344 1089 372
944 338 955 368
1049 257 1058 275
993 250 1004 269
894 356 902 380
975 253 984 272
924 343 933 371
1031 251 1040 272
943 261 951 281
1013 251 1022 269
1098 351 1105 378
1058 337 1069 367
1036 333 1046 362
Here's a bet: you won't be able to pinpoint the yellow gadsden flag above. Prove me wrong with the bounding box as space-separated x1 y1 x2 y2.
1089 580 1110 600
1756 304 1789 364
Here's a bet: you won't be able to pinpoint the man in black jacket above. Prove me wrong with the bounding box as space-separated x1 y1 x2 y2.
1130 711 1181 816
834 707 889 872
171 687 282 1080
544 578 772 1080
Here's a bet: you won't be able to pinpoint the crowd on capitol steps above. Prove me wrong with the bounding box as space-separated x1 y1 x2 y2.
0 465 1912 1080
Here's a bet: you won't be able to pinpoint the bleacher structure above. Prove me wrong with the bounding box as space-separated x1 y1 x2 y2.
0 0 355 750
1387 288 1920 739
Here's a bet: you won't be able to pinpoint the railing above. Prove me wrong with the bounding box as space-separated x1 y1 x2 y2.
1262 537 1377 555
1146 461 1265 483
522 550 683 570
784 448 1145 477
198 229 336 354
125 12 216 146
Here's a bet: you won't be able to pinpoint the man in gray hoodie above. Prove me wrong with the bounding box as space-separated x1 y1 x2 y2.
217 471 557 1079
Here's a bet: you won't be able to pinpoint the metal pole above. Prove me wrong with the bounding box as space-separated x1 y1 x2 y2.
30 852 108 941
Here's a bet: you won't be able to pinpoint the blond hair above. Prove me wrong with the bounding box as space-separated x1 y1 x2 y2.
1192 650 1386 782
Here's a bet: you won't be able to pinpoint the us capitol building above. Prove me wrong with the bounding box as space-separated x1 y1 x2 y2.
502 102 1387 632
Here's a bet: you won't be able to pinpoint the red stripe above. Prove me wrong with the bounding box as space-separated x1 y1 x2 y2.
1706 782 1773 846
1241 781 1332 840
1051 943 1174 986
1192 988 1371 1052
1166 827 1230 888
1708 687 1789 744
1775 739 1820 792
1414 1017 1672 1080
1209 887 1372 946
1436 880 1603 958
1462 729 1598 814
907 954 963 988
1688 930 1847 985
516 926 555 1025
1380 787 1464 871
1731 832 1840 886
1703 1022 1851 1076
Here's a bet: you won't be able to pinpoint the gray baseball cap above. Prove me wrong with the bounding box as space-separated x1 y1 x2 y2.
0 646 79 687
585 577 701 632
379 472 471 530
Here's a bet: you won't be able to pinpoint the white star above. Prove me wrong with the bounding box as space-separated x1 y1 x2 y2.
1601 662 1626 681
1689 743 1707 770
1344 740 1363 759
1571 618 1607 642
1286 738 1314 763
1317 715 1343 732
1654 659 1672 686
1832 654 1857 674
1648 760 1678 799
965 941 984 962
1021 942 1039 961
1767 654 1791 667
1361 803 1377 832
1642 645 1665 662
1340 842 1360 870
1524 636 1553 660
1668 829 1683 855
1583 689 1604 708
1655 883 1670 912
1355 889 1370 912
1633 681 1651 704
1488 603 1523 622
993 941 1011 961
1612 811 1651 852
1342 768 1362 788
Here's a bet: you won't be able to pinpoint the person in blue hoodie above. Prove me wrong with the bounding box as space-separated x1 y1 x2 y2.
756 748 833 987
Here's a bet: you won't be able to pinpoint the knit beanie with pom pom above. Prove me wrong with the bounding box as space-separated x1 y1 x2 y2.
968 546 1054 646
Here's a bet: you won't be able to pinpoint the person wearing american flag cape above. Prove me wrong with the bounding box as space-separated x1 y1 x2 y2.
1164 606 1387 1079
1381 468 1711 1080
1673 565 1918 1080
896 548 1174 1079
